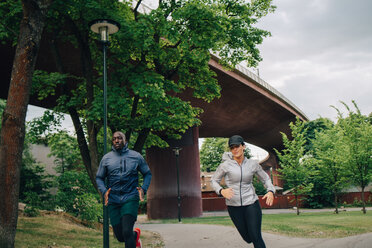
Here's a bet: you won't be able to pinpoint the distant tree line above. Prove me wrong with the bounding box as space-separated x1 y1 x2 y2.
200 101 372 215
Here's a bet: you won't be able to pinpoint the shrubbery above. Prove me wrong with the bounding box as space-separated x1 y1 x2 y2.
55 170 102 223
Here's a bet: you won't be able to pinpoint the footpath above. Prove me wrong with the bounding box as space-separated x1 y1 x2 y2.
137 207 372 248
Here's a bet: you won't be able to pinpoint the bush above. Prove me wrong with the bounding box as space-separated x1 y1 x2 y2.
19 137 55 211
55 170 100 221
23 206 40 217
75 193 103 225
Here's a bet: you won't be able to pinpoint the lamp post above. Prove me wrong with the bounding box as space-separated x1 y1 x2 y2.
173 147 182 222
89 19 120 248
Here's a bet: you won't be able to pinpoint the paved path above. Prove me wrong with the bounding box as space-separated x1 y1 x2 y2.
137 208 372 248
138 223 372 248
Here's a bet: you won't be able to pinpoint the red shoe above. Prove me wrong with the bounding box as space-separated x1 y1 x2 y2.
134 227 142 248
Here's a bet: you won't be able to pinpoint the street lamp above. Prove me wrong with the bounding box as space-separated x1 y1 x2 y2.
173 147 182 222
89 19 120 248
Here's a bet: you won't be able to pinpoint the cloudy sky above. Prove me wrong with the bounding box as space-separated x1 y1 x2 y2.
27 0 371 140
255 0 372 120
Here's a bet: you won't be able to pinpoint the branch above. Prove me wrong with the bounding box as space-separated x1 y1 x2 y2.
133 128 150 152
125 94 140 143
134 0 143 21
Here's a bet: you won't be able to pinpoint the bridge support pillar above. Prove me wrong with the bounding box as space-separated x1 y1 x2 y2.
146 127 202 219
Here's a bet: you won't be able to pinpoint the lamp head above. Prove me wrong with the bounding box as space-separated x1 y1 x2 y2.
89 19 120 42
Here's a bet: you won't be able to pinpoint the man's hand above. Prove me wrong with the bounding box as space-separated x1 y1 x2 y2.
137 187 144 202
221 188 234 200
262 191 274 206
104 188 111 206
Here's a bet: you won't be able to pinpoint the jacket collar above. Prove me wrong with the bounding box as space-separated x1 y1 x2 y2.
112 143 129 154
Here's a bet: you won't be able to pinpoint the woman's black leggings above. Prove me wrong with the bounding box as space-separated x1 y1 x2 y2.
112 214 137 248
227 200 266 248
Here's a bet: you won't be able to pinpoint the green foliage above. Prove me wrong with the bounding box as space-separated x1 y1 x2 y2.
334 101 372 189
55 170 101 222
311 124 350 211
1 0 277 193
20 136 55 210
27 0 275 149
302 117 333 153
31 70 73 100
27 110 65 144
2 100 55 210
275 117 314 214
332 101 372 213
0 0 22 44
200 137 228 171
74 193 103 224
138 196 147 214
253 177 266 195
47 131 82 173
161 211 372 239
300 118 335 208
23 206 41 217
0 99 5 132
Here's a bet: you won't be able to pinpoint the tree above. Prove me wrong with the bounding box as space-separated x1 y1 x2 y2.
0 0 52 246
301 118 334 209
312 124 350 213
19 136 55 212
302 117 333 153
334 101 372 214
47 131 82 174
28 0 276 190
275 118 314 215
200 137 228 171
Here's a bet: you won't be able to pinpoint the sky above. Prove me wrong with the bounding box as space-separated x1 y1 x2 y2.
255 0 372 121
26 0 372 158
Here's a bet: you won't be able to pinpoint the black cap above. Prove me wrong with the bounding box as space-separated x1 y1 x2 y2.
228 135 244 147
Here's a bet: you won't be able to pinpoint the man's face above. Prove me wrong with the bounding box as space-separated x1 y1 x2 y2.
112 132 125 150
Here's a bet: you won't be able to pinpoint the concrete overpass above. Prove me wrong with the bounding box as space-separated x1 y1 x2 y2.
146 55 307 219
1 40 307 219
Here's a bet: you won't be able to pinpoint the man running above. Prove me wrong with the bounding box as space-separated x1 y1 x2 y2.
96 131 152 248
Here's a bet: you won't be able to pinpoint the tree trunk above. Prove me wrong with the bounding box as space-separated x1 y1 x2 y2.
295 194 299 215
0 0 51 247
361 186 366 214
133 128 150 153
334 193 339 214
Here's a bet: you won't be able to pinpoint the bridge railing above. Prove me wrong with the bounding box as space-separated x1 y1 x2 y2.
234 62 308 120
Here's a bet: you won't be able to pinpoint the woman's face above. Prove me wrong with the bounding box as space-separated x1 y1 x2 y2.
230 144 245 159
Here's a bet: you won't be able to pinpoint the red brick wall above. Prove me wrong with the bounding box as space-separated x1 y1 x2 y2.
339 192 372 205
202 192 304 211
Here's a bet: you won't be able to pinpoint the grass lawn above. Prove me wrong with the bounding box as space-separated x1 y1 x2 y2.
158 211 372 238
15 212 164 248
15 210 372 247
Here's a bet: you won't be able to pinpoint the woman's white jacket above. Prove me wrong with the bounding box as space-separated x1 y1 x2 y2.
211 152 276 206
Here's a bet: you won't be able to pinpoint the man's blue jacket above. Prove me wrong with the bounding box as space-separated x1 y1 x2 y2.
96 144 152 204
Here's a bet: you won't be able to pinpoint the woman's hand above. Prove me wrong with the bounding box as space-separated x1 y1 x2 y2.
221 188 234 200
104 188 111 206
262 191 274 206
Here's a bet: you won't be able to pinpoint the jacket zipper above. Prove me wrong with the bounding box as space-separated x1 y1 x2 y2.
240 164 243 206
